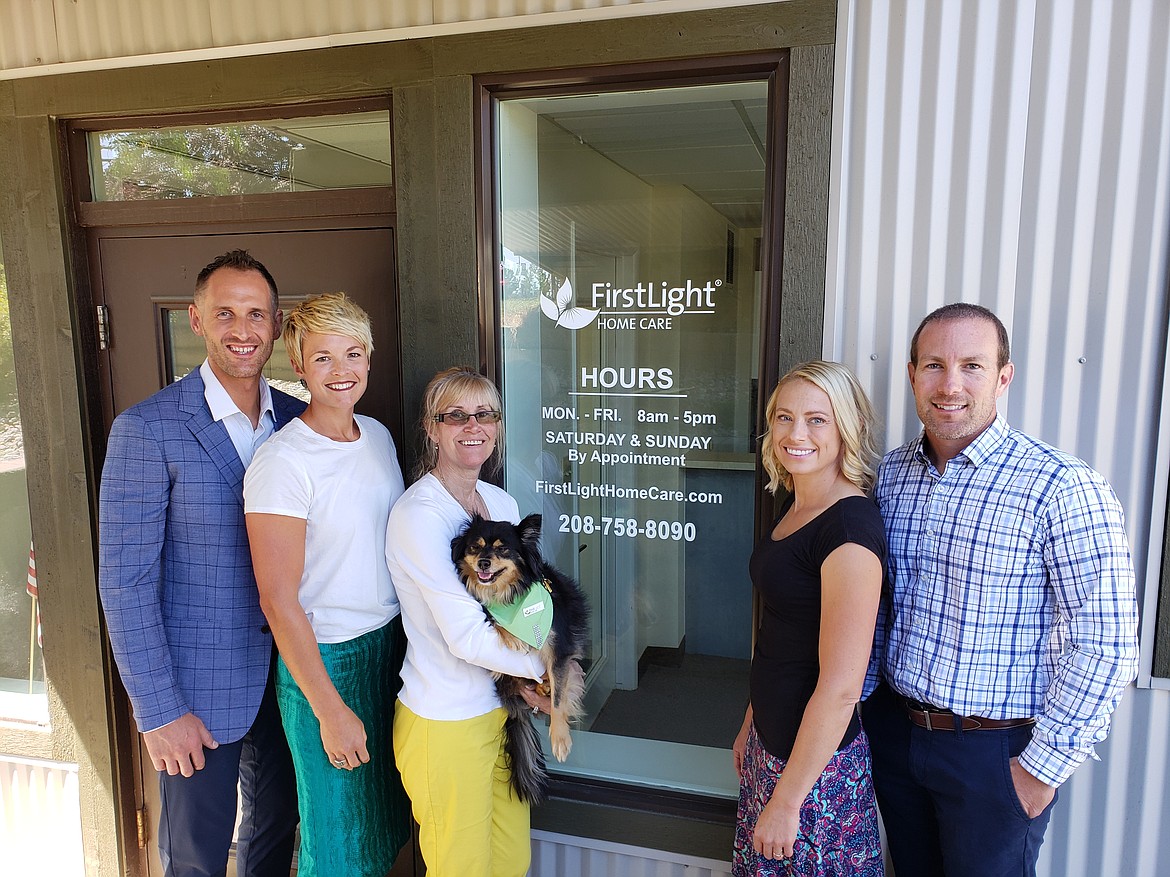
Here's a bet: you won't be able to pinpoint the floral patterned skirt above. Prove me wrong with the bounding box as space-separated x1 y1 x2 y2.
733 723 884 877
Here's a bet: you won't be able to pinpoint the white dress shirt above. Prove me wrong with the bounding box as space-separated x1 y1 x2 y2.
199 359 276 467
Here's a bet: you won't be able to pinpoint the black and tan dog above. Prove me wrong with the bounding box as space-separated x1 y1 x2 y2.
452 512 588 804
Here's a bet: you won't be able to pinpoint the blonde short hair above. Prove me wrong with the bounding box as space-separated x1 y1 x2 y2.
282 292 374 373
417 366 505 480
760 360 880 495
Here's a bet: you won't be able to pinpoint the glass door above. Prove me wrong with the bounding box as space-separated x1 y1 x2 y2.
494 74 777 798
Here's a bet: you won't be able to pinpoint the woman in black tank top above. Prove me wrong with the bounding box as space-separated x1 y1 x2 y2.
732 361 887 876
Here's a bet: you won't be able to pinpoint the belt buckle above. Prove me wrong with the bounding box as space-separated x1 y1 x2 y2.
923 709 934 731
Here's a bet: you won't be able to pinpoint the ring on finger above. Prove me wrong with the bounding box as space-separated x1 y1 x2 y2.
332 757 346 766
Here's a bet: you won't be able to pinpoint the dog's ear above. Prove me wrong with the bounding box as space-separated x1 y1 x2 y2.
451 514 482 566
518 513 543 551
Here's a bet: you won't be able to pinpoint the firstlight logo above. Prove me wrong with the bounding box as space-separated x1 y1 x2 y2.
540 278 720 331
540 279 600 329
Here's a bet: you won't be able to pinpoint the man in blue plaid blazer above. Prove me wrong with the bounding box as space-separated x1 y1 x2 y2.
99 250 306 877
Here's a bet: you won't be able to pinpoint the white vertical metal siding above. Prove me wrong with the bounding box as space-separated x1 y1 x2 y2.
531 830 732 877
0 755 84 876
826 2 1170 875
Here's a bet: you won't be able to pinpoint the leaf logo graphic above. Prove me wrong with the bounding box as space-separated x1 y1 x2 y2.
540 279 600 330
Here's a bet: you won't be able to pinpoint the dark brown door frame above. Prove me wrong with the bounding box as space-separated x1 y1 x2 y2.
470 52 790 834
60 97 400 877
62 96 395 446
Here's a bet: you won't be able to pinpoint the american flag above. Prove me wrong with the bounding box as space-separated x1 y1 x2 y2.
27 542 40 647
26 543 36 599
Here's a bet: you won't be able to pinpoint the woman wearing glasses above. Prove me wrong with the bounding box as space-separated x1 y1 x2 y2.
386 366 547 877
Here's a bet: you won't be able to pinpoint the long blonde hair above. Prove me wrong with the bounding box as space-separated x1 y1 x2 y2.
760 360 880 494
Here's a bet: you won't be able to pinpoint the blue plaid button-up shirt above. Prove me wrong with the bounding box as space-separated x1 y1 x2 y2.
874 416 1139 787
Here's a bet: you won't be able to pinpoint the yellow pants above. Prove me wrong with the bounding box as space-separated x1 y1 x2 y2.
393 701 531 877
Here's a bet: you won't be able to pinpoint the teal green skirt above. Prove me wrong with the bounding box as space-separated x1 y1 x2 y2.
276 617 410 877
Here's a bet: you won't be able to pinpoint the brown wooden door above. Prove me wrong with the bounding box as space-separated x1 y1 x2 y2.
90 224 411 876
93 226 402 432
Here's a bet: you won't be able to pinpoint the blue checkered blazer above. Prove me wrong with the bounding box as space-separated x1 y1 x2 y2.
98 369 306 742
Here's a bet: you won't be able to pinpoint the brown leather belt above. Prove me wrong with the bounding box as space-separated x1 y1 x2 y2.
905 702 1035 732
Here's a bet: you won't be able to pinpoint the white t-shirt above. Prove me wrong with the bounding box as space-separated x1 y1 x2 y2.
244 415 405 644
387 473 545 721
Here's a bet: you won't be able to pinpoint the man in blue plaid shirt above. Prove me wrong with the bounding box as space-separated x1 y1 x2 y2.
865 303 1139 877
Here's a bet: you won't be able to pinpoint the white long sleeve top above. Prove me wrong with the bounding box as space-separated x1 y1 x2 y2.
386 473 545 720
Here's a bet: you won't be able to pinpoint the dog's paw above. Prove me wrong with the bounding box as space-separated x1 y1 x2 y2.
550 728 573 762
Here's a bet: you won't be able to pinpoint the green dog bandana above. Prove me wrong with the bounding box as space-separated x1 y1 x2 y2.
487 580 554 649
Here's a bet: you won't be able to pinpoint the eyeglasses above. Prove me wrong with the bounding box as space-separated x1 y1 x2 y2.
433 409 502 425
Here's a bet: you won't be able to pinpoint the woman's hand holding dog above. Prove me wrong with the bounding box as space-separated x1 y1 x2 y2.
519 680 553 715
318 700 369 769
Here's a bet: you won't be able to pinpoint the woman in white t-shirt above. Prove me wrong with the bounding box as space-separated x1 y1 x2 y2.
243 293 409 877
386 366 547 877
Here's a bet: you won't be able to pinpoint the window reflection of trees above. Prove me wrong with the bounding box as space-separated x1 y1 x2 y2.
0 252 40 695
0 260 20 456
92 111 393 201
98 126 305 199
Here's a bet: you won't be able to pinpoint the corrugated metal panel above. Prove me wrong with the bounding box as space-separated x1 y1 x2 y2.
531 830 732 877
0 0 778 78
0 755 84 876
205 0 431 47
51 0 214 61
433 0 631 24
0 0 60 70
825 2 1170 875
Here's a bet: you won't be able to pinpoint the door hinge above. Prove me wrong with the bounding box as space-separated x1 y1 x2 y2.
96 304 110 350
136 804 148 848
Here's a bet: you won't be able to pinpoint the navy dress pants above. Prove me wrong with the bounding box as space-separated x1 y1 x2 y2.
157 664 298 877
863 681 1057 877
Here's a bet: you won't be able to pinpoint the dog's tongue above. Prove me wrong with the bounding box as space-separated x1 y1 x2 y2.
478 570 494 582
